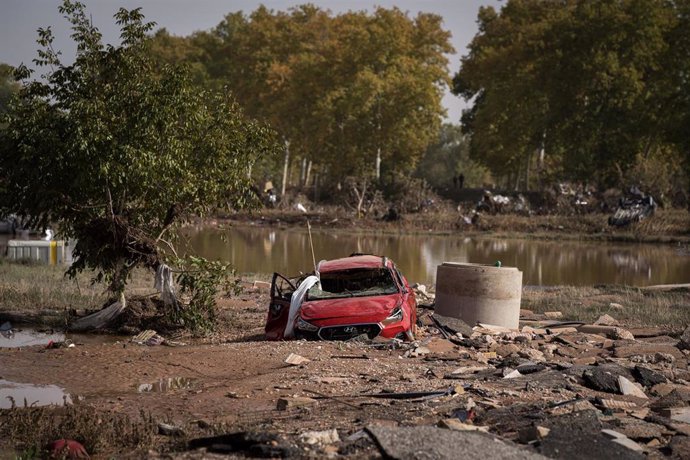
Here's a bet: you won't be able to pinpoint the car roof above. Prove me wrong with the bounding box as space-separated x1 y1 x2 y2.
319 255 387 273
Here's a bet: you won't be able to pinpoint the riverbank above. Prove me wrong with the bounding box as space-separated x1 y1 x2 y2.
221 207 690 244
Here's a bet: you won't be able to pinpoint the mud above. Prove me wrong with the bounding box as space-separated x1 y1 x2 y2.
1 287 690 458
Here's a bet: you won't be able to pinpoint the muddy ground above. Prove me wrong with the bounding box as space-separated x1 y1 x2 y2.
2 285 690 459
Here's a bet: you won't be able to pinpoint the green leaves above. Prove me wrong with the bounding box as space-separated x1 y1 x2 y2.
0 0 278 294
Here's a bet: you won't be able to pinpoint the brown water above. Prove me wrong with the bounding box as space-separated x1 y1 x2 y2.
182 225 690 286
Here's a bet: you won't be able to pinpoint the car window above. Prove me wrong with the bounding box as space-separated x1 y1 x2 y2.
307 268 399 300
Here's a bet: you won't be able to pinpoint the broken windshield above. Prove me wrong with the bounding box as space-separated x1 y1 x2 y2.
307 268 399 300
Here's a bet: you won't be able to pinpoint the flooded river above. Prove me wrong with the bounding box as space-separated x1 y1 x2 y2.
182 226 690 286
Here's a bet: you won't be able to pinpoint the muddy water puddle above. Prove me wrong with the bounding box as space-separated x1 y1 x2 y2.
0 325 126 348
137 377 195 393
0 379 75 409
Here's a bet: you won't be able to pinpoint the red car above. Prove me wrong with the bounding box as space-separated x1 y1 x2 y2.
265 254 417 341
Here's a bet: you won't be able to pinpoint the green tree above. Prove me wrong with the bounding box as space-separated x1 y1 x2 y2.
415 124 490 190
455 0 679 190
0 1 276 298
0 63 20 118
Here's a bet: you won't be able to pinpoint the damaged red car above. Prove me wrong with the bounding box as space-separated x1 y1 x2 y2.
265 254 417 341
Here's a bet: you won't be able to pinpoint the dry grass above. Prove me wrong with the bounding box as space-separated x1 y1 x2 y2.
522 284 690 330
0 405 157 458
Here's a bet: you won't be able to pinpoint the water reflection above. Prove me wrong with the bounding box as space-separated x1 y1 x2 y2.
0 379 73 409
137 377 195 393
181 226 690 286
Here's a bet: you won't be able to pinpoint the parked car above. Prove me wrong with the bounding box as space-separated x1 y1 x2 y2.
265 254 417 341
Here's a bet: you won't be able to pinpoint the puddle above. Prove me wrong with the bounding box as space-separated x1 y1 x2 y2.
0 326 126 348
0 379 73 409
138 377 195 393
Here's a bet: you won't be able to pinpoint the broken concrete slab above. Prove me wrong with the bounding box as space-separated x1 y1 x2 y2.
366 425 546 460
616 420 665 441
632 365 667 388
432 314 474 338
660 407 690 424
618 376 648 399
613 343 684 360
594 314 618 326
276 396 317 411
437 419 489 432
538 410 645 460
518 425 550 443
600 429 644 452
583 368 621 393
285 353 310 366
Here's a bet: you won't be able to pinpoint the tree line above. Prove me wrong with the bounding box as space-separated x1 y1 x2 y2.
455 0 690 202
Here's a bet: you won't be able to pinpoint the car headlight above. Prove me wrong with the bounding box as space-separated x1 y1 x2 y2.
382 307 404 325
296 317 319 332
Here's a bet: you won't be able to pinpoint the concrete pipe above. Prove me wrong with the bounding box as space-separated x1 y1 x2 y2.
435 262 523 329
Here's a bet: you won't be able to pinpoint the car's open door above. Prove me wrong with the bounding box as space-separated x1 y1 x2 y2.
265 273 297 340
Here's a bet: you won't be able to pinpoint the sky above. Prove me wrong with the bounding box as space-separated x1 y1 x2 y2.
0 0 503 122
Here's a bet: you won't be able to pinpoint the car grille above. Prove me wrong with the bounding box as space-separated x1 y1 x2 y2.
318 323 382 341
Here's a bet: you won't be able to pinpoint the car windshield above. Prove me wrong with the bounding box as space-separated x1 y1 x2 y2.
307 268 399 300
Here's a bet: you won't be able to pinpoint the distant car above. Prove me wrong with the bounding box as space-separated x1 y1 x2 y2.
265 254 417 341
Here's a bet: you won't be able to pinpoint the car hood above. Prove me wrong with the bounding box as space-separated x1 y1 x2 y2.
300 294 400 323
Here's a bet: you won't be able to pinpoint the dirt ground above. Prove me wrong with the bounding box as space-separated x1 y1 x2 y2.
2 285 690 459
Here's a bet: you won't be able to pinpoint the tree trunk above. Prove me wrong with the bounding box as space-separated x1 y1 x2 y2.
281 140 290 200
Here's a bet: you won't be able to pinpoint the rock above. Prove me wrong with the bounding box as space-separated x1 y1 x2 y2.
450 366 492 375
594 314 618 326
670 435 690 459
277 396 317 411
548 399 597 415
366 425 546 460
539 410 645 460
609 302 624 311
496 343 520 357
158 422 185 437
679 325 690 350
544 311 563 319
518 348 545 363
438 419 489 432
516 364 546 375
600 429 645 452
611 328 635 340
433 314 474 338
504 369 522 379
583 368 621 393
650 388 690 411
632 365 667 388
300 429 340 445
518 425 550 443
659 407 690 424
618 421 664 441
618 376 648 399
285 353 310 366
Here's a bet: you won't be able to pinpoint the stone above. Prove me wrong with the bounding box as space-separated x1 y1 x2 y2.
632 365 667 388
583 368 621 393
495 343 520 357
670 435 690 459
679 325 690 350
660 407 690 424
276 396 317 411
518 348 545 363
600 430 644 452
548 399 597 415
438 419 489 432
366 425 546 460
451 366 492 375
618 421 664 440
433 314 474 338
544 311 563 319
594 314 618 326
618 376 648 399
609 302 624 311
504 369 522 379
539 410 645 460
300 429 340 445
516 364 546 375
518 425 550 443
285 353 310 366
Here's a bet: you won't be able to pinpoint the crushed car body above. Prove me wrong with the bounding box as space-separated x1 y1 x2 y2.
265 254 417 341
